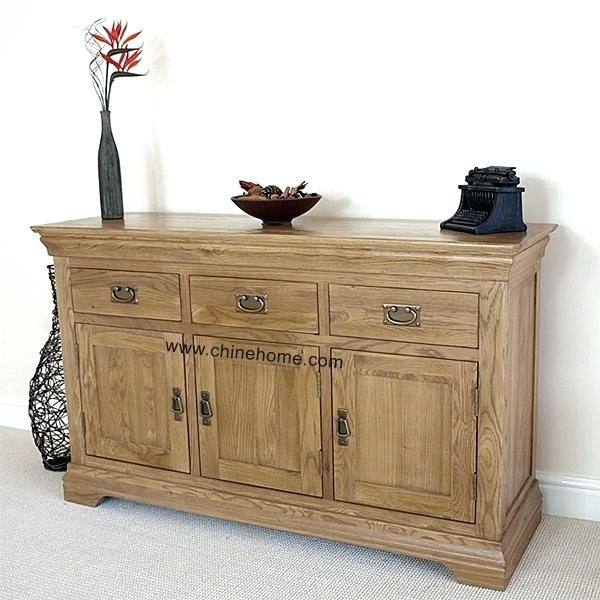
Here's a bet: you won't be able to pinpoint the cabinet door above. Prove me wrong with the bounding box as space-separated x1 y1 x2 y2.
195 337 322 496
77 324 190 473
332 350 477 522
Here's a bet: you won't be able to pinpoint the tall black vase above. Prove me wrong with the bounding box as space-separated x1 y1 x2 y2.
98 110 124 220
29 265 70 471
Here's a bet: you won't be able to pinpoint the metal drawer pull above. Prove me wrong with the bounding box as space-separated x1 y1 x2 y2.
236 292 268 314
111 284 138 304
200 391 213 426
337 409 351 446
382 303 421 327
171 388 184 421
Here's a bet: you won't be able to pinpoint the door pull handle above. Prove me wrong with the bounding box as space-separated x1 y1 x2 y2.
337 409 351 446
171 388 184 421
200 391 213 426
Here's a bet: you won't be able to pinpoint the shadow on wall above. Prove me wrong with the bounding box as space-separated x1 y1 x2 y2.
521 176 556 222
145 125 165 212
522 175 600 473
145 35 170 212
521 174 569 291
308 176 559 222
307 193 355 218
520 175 571 285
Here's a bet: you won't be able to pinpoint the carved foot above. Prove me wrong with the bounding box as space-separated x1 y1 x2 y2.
445 562 509 591
63 483 106 507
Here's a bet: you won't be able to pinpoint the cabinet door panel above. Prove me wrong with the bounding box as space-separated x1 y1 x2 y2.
332 350 477 522
195 337 322 496
77 325 190 472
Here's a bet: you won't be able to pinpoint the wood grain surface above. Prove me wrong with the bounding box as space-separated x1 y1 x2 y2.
71 268 181 321
194 336 322 496
332 350 477 522
330 284 479 347
190 276 318 333
77 324 190 472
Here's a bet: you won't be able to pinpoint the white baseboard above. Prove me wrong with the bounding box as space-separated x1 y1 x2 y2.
0 396 29 430
1 395 598 521
537 471 600 522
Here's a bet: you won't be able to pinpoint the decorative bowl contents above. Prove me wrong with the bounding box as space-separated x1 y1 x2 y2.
232 180 321 227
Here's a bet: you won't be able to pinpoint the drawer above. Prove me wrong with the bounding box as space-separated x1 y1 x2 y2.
190 276 319 333
70 269 181 321
329 284 479 348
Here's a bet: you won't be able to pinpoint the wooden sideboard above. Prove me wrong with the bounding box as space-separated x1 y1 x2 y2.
32 213 556 590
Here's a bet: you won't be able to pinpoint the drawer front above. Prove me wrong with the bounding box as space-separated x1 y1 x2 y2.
329 284 478 348
190 276 319 333
71 268 181 321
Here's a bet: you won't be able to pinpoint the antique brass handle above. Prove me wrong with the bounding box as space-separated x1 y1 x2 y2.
171 388 184 421
199 391 213 426
337 409 351 446
236 292 268 314
382 303 421 327
111 284 138 304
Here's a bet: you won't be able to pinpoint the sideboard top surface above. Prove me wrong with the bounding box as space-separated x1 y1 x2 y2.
32 213 556 257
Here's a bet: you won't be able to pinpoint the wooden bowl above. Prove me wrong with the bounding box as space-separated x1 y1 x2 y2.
231 194 321 227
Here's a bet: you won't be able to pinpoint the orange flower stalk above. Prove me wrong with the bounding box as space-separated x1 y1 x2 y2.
84 19 146 110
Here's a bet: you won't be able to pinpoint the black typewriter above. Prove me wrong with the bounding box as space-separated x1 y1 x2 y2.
440 166 527 234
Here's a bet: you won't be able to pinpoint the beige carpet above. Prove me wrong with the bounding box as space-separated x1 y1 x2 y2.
1 426 598 600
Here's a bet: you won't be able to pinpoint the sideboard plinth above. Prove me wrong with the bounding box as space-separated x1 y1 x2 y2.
63 463 542 590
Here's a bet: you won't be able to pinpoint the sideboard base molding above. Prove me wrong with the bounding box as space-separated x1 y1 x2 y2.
63 464 542 590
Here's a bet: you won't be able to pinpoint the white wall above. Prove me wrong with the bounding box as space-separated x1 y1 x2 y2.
1 1 598 515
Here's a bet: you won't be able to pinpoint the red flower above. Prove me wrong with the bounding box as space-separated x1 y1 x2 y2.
100 52 121 70
123 49 142 71
91 32 110 45
123 30 142 45
86 19 146 110
93 20 142 51
92 20 144 73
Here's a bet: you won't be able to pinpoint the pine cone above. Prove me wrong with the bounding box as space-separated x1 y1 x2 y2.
263 185 283 199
